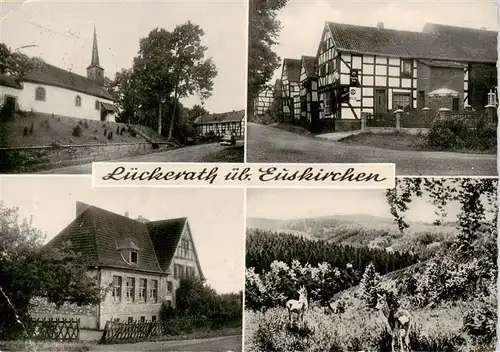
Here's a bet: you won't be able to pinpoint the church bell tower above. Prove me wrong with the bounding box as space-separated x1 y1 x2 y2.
86 27 104 85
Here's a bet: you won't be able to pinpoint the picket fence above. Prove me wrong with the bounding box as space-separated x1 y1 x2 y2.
99 319 161 344
25 317 80 342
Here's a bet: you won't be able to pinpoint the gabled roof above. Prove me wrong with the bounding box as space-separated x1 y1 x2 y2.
0 74 23 89
47 203 201 275
418 59 467 69
324 22 497 63
194 109 245 124
22 62 114 101
282 58 301 82
273 79 282 97
301 55 318 78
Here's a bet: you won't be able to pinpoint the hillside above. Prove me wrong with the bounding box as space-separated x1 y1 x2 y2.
247 215 456 257
1 112 170 147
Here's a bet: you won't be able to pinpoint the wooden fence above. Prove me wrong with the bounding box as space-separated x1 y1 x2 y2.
99 319 161 344
25 317 80 342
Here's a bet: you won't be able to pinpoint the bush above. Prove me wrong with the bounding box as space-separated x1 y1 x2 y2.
426 118 496 151
463 292 496 344
72 125 82 137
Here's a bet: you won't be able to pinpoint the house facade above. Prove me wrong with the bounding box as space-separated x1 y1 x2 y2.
299 55 320 131
30 202 203 330
194 109 245 138
281 58 301 122
0 28 117 122
299 21 498 132
253 86 274 116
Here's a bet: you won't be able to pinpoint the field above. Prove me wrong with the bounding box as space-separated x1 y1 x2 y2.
245 278 494 352
0 112 168 147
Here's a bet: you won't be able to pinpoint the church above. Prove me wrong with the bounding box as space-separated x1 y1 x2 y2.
0 28 117 122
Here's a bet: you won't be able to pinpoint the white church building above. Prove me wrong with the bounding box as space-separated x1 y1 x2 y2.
0 28 117 122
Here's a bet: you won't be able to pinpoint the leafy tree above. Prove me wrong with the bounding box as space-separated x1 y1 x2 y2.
247 0 288 114
0 203 102 339
175 276 218 317
113 22 217 139
0 43 44 78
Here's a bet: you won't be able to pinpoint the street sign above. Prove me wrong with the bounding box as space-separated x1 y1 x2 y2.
350 87 361 101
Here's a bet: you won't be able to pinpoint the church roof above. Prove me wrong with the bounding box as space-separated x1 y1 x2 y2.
22 62 114 101
87 27 102 70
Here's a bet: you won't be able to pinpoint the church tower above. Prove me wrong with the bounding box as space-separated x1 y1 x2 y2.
86 27 104 85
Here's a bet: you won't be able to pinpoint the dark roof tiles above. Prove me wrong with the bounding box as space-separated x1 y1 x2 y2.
301 56 318 78
47 203 197 275
282 58 301 82
22 62 115 100
194 109 245 124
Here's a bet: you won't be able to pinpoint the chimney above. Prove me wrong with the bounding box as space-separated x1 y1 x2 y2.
124 212 129 218
76 201 90 218
377 22 384 29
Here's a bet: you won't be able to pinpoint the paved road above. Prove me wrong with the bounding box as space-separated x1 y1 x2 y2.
247 123 497 176
39 143 228 174
93 334 242 352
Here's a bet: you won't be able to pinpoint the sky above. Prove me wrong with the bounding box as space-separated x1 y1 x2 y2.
247 186 465 224
0 0 247 113
270 0 498 82
0 176 245 294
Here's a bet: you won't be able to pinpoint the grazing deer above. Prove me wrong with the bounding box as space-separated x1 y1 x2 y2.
375 292 411 352
285 286 308 327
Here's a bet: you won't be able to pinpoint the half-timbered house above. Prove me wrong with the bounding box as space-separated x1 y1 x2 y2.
281 58 301 122
315 21 497 132
194 109 245 138
30 202 204 330
299 56 320 131
254 87 274 116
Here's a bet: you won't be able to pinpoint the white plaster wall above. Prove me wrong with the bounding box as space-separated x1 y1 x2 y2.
0 86 22 107
18 82 115 121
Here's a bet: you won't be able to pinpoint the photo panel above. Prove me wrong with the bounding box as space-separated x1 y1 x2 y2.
0 176 244 349
0 0 247 174
247 0 497 175
245 177 497 351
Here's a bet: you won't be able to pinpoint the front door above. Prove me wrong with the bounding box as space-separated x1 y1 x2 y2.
374 89 387 116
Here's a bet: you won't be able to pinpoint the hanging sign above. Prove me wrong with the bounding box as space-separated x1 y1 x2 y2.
350 87 361 101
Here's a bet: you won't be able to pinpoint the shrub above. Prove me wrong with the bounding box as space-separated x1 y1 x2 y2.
463 292 496 344
72 125 82 137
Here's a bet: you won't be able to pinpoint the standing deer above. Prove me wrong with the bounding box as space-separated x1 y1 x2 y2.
375 292 411 352
285 286 308 327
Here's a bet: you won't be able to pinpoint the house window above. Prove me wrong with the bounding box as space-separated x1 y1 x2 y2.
125 277 135 302
174 264 185 279
127 317 133 323
165 300 172 308
130 251 138 264
167 281 173 293
140 316 145 323
95 100 100 110
149 279 158 303
401 60 412 78
186 267 195 278
393 93 411 111
324 93 331 115
452 98 459 112
35 87 46 101
139 278 147 302
112 276 122 302
75 95 81 107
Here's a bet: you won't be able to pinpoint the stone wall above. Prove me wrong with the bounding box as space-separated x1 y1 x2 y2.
363 127 429 135
29 297 98 330
1 142 158 173
335 119 361 132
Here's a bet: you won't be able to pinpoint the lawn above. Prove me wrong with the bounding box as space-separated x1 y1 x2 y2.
339 131 496 154
1 112 167 148
201 146 244 162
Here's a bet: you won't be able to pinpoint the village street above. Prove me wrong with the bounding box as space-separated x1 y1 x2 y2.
38 143 231 174
92 334 242 352
246 123 497 176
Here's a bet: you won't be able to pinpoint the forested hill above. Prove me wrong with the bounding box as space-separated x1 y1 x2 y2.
246 229 420 277
247 215 456 257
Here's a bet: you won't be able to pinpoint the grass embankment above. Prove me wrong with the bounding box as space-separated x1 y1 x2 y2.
340 131 496 154
202 146 244 162
2 112 167 147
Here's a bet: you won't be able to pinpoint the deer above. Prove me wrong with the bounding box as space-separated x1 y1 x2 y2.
285 286 308 327
375 291 411 352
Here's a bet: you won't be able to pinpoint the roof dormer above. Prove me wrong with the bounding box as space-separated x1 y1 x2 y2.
116 238 140 265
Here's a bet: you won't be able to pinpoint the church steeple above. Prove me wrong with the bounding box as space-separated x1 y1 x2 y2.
86 26 104 85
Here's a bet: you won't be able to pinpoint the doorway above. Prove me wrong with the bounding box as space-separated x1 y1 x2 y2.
374 89 387 115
